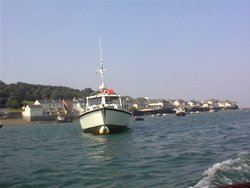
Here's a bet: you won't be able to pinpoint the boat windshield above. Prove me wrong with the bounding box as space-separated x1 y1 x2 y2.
88 97 102 106
105 96 120 105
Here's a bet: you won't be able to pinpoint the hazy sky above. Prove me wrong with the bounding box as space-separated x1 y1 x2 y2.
1 0 250 107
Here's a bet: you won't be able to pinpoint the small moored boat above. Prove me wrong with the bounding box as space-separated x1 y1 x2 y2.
0 111 8 128
134 116 144 121
176 108 186 116
0 111 8 119
56 115 73 123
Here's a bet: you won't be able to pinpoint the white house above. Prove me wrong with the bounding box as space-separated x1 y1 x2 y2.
22 105 43 121
142 99 172 111
202 99 219 109
173 99 185 107
219 100 238 109
145 101 163 110
187 100 201 108
132 103 139 109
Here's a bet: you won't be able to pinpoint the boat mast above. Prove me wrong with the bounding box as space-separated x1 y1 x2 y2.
98 39 106 90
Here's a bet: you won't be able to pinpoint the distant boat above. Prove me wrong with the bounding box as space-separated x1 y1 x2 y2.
0 111 8 119
134 116 144 121
57 116 64 123
0 111 8 128
56 114 73 123
209 109 219 113
176 108 186 116
79 40 131 134
190 111 199 114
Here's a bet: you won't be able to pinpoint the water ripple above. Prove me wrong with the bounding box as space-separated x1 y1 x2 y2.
0 111 250 188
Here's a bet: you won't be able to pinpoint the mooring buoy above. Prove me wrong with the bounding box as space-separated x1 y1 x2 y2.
99 126 110 135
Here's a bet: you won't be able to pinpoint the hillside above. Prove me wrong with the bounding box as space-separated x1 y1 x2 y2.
0 81 93 109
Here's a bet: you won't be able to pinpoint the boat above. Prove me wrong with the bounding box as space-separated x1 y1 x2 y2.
79 40 131 134
190 111 199 114
175 107 186 116
56 115 65 122
0 111 8 119
56 114 73 123
209 109 219 113
134 116 144 121
0 111 8 128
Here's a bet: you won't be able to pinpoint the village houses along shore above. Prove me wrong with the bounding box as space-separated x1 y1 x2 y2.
0 97 238 123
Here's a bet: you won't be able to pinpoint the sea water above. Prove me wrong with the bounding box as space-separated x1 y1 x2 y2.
0 110 250 188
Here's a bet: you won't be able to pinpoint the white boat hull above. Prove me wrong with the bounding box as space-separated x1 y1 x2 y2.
79 107 131 134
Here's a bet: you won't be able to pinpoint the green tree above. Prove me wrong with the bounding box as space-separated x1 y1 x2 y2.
7 98 20 109
0 80 96 108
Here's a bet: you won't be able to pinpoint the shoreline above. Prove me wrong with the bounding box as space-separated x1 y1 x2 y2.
0 118 59 126
1 118 79 126
1 109 245 126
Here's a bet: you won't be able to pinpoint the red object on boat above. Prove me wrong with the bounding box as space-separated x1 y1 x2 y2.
108 89 113 95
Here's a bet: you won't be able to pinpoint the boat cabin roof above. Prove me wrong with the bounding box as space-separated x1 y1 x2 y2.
87 88 119 99
87 93 119 99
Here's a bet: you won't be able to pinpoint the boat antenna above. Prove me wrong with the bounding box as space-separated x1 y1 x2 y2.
98 38 106 90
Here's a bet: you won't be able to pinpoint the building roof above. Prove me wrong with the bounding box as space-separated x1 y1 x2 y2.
28 105 42 109
73 98 85 103
36 99 62 104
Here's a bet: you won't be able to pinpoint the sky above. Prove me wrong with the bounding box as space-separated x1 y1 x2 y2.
1 0 250 107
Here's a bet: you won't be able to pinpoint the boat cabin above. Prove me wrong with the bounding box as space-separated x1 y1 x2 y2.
86 90 123 111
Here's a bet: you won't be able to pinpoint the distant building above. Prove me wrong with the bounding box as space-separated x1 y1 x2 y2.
219 100 238 109
73 98 85 115
187 100 199 107
132 103 139 109
132 97 148 110
22 99 76 121
22 105 43 121
142 99 173 111
34 99 64 114
62 99 74 113
173 99 186 108
202 99 219 110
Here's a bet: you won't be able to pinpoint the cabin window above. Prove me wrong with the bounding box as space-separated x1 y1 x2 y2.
105 96 120 105
88 97 102 106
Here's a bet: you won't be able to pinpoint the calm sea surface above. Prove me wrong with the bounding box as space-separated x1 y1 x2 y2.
1 110 250 188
